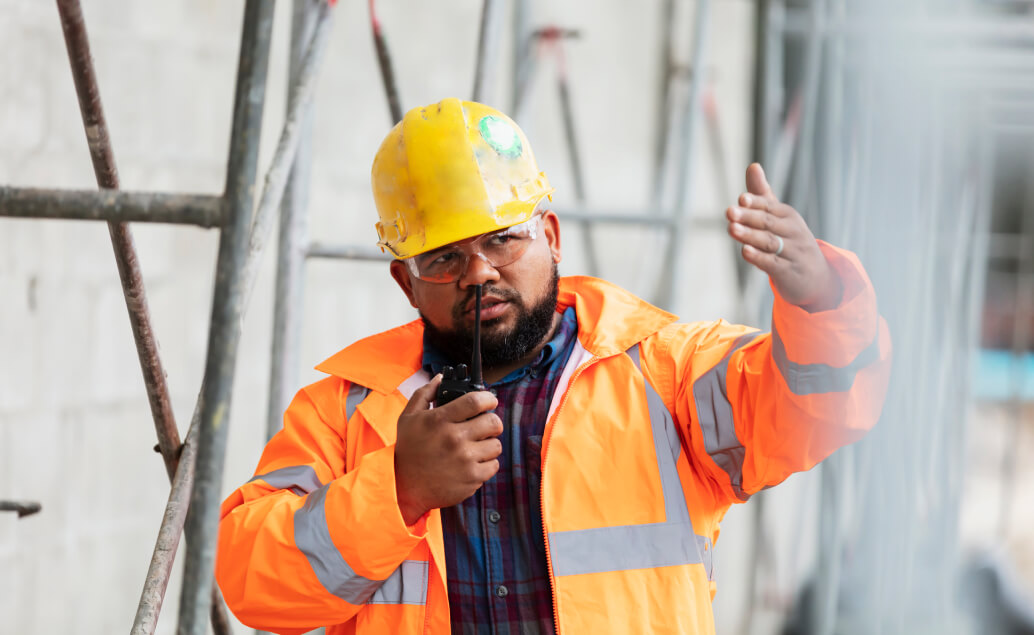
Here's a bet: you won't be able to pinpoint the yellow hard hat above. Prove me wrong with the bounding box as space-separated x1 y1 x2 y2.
371 98 554 259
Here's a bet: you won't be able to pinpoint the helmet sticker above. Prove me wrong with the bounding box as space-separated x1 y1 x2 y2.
478 116 523 158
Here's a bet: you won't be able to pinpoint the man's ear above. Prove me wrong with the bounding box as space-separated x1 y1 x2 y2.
541 210 562 264
389 260 419 309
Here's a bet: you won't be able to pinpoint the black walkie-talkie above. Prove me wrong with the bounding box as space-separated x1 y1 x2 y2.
435 284 486 406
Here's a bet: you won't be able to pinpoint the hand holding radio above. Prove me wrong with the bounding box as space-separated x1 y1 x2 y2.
394 285 501 525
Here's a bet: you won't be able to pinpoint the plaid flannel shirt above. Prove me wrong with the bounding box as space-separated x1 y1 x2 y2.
422 307 578 635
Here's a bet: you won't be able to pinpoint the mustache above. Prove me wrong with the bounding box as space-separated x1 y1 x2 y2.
451 285 522 321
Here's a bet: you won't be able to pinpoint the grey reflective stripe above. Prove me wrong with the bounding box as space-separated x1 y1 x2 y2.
248 465 323 496
626 344 685 520
693 332 764 502
696 534 714 582
294 484 383 604
771 325 880 396
548 344 702 577
345 383 370 421
368 560 429 605
549 521 699 576
398 370 430 400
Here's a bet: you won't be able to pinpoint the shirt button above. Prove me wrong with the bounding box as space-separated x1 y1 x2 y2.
495 585 509 598
488 510 501 523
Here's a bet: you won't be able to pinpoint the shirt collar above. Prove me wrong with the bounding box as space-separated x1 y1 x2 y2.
422 306 578 387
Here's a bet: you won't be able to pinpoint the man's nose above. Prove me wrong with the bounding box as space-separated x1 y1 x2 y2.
458 252 500 288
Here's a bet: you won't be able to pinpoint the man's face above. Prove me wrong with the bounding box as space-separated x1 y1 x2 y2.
390 211 563 369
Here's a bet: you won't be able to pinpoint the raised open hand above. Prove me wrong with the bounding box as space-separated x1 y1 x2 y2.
726 163 842 312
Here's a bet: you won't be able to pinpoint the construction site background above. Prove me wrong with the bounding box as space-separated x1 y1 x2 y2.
2 0 1033 633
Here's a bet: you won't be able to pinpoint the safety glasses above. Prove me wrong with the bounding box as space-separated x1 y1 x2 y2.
404 214 543 283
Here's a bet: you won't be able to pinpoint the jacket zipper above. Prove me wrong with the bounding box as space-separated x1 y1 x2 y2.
540 355 598 635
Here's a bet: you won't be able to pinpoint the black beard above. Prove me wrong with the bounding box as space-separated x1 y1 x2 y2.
421 265 560 370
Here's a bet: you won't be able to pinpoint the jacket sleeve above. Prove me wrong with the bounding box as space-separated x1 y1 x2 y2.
216 377 428 633
663 241 892 504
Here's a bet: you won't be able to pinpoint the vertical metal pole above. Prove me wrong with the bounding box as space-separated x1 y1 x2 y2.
764 0 786 188
820 0 845 244
649 0 678 207
556 65 600 276
750 0 771 167
370 0 402 124
178 2 273 633
812 457 845 635
267 1 320 442
788 0 826 227
511 0 532 118
242 1 331 318
472 0 503 104
657 0 713 310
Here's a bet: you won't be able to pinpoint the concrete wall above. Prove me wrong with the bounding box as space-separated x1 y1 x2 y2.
0 0 760 632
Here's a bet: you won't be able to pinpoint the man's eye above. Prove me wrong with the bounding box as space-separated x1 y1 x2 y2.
430 251 460 266
488 233 518 246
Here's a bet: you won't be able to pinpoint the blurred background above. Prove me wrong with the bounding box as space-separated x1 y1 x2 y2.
1 0 1033 632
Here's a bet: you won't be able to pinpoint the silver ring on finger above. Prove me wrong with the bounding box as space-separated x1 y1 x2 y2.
774 235 784 256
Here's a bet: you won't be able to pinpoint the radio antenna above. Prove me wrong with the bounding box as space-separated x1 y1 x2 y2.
471 284 484 388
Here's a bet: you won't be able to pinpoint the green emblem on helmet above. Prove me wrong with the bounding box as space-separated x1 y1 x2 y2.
478 115 523 158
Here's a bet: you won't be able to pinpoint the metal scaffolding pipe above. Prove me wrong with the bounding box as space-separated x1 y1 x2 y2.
0 500 42 518
267 0 322 443
510 0 532 116
788 0 825 223
782 13 1034 42
370 0 402 123
178 2 273 632
242 0 332 315
471 0 503 103
131 420 199 635
0 187 223 226
307 242 394 261
55 0 184 483
657 0 713 309
303 213 721 265
555 208 677 226
556 64 600 277
650 0 678 207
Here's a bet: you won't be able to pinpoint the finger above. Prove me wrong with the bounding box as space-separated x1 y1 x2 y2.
726 205 782 234
738 191 772 213
463 411 504 440
438 390 498 422
738 193 796 220
471 458 500 484
402 374 442 415
740 243 784 275
745 163 776 200
470 436 503 462
728 221 785 255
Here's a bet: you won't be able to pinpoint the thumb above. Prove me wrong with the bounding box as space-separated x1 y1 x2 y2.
745 162 776 200
402 374 442 415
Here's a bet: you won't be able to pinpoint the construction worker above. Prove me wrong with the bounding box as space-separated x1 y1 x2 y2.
216 98 892 634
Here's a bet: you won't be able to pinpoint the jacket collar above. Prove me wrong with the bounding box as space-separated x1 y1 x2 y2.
556 275 678 359
314 276 678 393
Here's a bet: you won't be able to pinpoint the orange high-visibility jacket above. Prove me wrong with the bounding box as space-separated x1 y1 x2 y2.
217 243 891 635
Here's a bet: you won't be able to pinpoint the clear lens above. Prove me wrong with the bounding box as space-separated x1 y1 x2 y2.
405 215 541 283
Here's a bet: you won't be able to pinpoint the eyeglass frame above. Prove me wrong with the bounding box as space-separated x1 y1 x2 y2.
402 212 546 284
